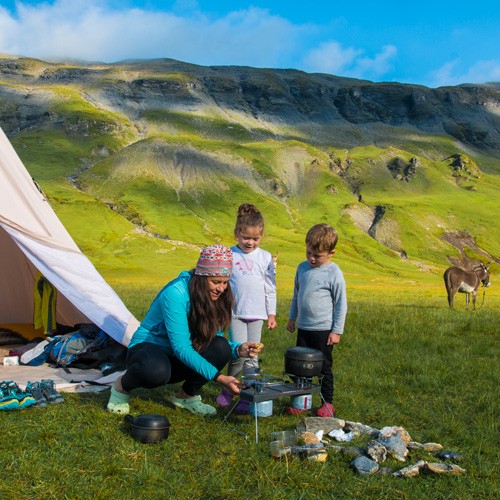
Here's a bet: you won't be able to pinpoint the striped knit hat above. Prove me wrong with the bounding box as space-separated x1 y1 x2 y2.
195 244 233 277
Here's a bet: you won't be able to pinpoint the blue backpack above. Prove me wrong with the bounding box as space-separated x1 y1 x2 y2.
19 337 62 366
49 330 109 369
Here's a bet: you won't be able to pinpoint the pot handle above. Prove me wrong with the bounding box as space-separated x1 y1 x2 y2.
124 414 133 424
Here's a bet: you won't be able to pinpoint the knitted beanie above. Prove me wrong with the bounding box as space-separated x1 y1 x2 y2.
195 244 233 277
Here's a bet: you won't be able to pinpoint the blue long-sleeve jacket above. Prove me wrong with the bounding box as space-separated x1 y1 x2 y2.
129 271 240 381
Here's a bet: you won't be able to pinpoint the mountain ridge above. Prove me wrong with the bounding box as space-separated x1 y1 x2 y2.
0 54 498 283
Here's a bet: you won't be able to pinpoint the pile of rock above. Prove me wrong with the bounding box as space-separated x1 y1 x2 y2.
297 417 466 477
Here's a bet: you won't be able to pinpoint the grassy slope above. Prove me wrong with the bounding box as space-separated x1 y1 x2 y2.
1 61 499 499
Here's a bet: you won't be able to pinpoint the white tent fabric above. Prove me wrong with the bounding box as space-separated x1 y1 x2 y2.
0 127 139 345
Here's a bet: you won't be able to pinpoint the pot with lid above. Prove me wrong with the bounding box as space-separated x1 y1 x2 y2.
284 346 323 377
125 414 171 443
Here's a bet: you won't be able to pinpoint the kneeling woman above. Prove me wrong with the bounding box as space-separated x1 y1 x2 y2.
107 244 262 416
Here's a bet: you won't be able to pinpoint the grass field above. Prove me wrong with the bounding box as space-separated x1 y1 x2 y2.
1 285 498 499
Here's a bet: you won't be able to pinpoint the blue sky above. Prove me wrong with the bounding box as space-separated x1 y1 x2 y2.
0 0 499 87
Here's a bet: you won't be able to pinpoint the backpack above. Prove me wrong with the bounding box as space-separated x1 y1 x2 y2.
49 329 109 369
19 337 62 366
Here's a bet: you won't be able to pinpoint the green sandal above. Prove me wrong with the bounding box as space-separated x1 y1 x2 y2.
107 386 130 415
171 395 216 416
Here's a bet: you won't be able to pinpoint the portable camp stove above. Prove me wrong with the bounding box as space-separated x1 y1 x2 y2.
235 373 322 443
239 373 322 403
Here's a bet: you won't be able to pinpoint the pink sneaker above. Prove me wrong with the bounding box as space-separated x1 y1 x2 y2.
216 389 233 408
286 406 308 415
316 402 335 417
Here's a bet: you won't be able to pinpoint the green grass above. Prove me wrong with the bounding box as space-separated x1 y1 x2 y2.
1 288 498 499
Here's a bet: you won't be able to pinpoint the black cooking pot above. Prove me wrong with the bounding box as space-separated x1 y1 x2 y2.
284 347 323 377
124 414 171 443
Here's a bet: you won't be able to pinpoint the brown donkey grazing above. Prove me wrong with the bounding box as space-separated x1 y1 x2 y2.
443 263 491 309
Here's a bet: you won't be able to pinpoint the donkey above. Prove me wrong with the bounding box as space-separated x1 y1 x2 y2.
443 263 491 309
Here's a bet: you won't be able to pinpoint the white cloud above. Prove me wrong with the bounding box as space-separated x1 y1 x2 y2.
0 0 299 66
303 41 362 75
429 59 500 87
303 41 397 80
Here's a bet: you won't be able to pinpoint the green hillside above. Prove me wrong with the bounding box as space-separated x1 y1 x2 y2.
1 56 498 296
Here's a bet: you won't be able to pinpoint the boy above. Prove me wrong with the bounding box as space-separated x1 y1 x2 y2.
286 224 347 417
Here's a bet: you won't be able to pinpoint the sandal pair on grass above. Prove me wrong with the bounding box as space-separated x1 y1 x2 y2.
107 387 216 416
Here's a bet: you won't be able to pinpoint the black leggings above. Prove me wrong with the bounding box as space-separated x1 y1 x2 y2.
297 329 334 404
121 336 232 396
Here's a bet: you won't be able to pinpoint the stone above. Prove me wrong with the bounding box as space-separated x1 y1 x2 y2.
366 440 387 463
393 460 427 478
344 421 379 437
423 462 467 476
351 456 380 476
376 467 394 476
378 436 408 462
378 426 412 444
421 442 443 452
436 450 464 462
297 432 320 445
323 444 343 454
298 417 345 436
327 429 355 442
307 449 328 462
407 441 423 450
342 446 366 459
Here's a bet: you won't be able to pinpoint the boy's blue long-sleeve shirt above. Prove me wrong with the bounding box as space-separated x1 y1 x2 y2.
289 261 347 333
129 271 240 381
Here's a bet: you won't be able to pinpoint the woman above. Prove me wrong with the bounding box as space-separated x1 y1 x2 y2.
107 244 263 416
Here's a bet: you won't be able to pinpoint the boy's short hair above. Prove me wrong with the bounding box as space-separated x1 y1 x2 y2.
306 224 338 253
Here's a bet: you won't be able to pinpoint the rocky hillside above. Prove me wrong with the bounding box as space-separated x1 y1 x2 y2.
0 54 498 279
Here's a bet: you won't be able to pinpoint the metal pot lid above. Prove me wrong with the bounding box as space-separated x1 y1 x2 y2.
284 346 323 361
127 413 170 429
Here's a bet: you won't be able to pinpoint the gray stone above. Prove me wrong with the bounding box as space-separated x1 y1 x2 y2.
322 443 343 454
342 446 366 459
376 467 394 476
351 456 380 476
423 462 467 476
407 441 423 450
421 442 443 452
378 435 408 462
366 440 387 463
344 421 379 437
378 426 412 444
436 450 464 462
298 417 345 436
393 460 427 478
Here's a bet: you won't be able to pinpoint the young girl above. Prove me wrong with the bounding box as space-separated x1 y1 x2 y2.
216 204 277 414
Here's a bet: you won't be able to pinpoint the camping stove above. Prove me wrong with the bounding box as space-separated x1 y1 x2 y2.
239 373 322 403
228 373 322 444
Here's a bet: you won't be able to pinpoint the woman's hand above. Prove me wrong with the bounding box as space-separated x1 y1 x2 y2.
238 342 264 359
216 374 242 395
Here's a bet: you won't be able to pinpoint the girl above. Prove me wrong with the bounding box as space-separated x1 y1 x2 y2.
107 244 263 416
216 204 277 414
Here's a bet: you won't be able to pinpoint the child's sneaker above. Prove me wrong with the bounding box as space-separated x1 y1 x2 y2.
0 381 35 409
0 382 20 411
40 379 64 404
216 389 233 408
235 399 250 415
26 381 49 408
316 402 335 417
286 406 308 415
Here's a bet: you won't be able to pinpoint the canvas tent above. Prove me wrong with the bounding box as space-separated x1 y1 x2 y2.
0 127 139 346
